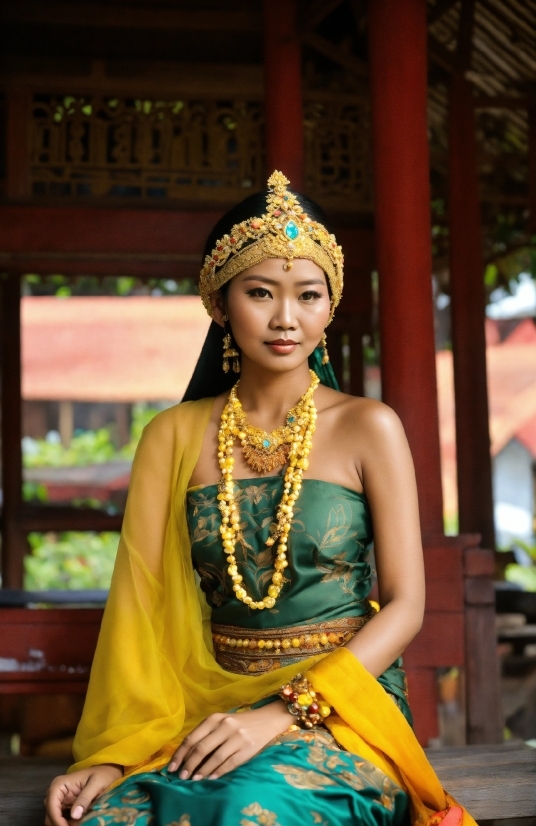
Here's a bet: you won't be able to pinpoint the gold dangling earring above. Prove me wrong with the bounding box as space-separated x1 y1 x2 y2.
222 315 240 374
320 332 330 365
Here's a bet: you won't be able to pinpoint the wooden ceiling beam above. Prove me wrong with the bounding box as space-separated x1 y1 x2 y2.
301 31 368 76
301 0 346 32
3 2 261 32
428 0 460 27
472 94 529 109
0 62 265 98
428 35 463 74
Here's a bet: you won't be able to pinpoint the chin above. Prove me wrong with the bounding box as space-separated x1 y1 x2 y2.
255 355 309 373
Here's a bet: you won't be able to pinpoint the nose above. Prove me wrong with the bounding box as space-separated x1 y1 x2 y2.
269 296 298 331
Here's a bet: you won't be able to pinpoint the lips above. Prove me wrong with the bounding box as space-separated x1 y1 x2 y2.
265 339 299 354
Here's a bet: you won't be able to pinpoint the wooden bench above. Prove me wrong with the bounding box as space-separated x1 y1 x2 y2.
0 606 103 696
1 743 535 826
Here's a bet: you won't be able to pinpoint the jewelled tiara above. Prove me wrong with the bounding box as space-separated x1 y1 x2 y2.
199 171 344 322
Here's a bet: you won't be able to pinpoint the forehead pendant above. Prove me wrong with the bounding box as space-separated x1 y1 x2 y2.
285 221 299 240
283 221 299 270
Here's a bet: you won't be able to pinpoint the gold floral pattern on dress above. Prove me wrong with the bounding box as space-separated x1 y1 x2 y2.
78 785 154 825
120 789 151 806
269 727 335 748
190 512 221 548
189 481 290 604
187 488 219 518
187 479 373 612
165 817 191 826
307 504 367 597
240 801 281 826
79 806 145 825
271 726 404 811
310 813 329 826
271 764 337 791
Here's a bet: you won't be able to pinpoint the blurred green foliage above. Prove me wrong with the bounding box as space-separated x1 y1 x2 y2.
24 428 117 468
22 405 161 590
23 274 198 297
24 532 119 590
504 540 536 592
22 403 160 469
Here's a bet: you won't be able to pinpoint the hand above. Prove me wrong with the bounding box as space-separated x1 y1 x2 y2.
44 764 123 826
168 701 292 781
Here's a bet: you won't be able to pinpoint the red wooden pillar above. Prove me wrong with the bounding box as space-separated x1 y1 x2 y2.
0 274 26 588
448 75 495 550
368 0 444 746
368 0 443 538
2 91 30 588
263 0 304 189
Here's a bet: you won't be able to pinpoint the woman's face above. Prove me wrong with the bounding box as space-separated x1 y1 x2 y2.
210 258 331 374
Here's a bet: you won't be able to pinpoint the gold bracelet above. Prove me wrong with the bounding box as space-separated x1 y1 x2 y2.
278 674 332 729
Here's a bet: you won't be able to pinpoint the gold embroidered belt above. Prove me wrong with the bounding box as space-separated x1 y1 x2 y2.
212 611 375 676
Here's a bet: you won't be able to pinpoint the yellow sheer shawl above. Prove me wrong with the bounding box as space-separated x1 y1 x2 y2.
71 399 475 826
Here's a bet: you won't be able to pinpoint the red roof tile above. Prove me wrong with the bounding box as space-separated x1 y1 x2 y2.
22 296 210 402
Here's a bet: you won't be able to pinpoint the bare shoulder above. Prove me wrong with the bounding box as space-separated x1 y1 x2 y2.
317 387 404 437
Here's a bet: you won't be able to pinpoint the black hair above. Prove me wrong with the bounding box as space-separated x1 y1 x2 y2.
182 188 332 403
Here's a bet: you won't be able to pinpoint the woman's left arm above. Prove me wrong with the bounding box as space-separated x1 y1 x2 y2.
344 401 425 677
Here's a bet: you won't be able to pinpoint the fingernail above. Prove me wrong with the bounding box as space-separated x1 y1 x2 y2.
179 769 189 780
192 774 203 781
71 806 84 820
208 774 218 780
168 763 176 772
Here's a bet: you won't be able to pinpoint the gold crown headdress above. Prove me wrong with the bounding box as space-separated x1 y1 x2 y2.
199 171 344 322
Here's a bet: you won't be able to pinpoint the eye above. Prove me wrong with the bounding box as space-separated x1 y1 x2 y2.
246 287 272 299
300 290 323 302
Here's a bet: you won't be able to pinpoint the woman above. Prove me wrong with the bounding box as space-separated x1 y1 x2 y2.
45 172 474 826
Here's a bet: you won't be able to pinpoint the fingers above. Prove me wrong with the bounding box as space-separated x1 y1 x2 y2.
70 773 108 821
44 778 76 826
44 813 67 826
178 718 238 779
208 750 247 779
168 714 225 772
190 736 242 780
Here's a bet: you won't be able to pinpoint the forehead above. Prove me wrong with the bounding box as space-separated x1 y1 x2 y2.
233 257 327 285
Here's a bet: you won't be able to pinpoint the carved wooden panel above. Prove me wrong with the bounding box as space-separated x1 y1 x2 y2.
304 99 372 212
29 93 372 211
30 95 265 202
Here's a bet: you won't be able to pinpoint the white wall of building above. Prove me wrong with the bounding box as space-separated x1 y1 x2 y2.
493 438 534 547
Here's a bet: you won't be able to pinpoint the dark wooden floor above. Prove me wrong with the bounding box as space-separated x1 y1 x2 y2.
1 743 535 826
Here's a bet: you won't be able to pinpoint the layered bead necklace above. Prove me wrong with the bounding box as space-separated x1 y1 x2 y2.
217 370 319 610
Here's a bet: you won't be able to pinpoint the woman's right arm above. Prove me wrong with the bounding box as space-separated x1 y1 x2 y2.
45 764 123 826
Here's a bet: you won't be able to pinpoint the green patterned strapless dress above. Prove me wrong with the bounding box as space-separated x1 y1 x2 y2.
80 478 410 826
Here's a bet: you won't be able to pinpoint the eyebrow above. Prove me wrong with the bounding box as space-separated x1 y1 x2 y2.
241 274 326 287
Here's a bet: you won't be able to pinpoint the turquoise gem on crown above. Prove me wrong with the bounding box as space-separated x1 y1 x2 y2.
284 221 299 240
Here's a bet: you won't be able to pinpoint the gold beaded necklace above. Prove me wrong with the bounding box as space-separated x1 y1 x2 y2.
217 370 319 611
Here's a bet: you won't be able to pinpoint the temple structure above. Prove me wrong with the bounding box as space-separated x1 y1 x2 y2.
0 0 533 746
